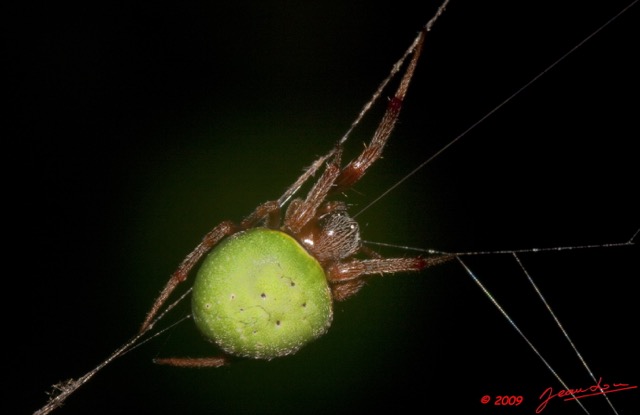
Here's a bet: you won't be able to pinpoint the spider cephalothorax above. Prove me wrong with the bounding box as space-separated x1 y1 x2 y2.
294 200 361 266
140 2 453 367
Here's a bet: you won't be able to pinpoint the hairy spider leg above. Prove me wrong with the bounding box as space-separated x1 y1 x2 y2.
142 14 455 367
140 26 429 335
327 255 453 301
140 201 279 332
332 20 425 195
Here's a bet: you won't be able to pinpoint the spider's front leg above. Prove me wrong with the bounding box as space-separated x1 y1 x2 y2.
332 26 425 194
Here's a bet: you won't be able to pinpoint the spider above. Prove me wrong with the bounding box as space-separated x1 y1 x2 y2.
139 2 453 368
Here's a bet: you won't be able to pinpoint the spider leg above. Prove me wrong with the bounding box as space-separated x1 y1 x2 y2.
283 147 343 234
153 356 228 368
140 221 236 332
280 28 428 229
330 280 367 302
140 201 281 332
277 152 334 208
332 27 426 194
141 145 346 333
327 255 453 301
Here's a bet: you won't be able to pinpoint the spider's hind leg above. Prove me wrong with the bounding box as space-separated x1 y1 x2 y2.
153 356 228 368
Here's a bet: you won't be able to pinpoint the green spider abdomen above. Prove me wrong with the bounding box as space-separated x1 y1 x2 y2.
192 228 333 359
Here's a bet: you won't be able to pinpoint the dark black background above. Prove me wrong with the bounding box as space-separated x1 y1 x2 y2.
8 1 638 414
